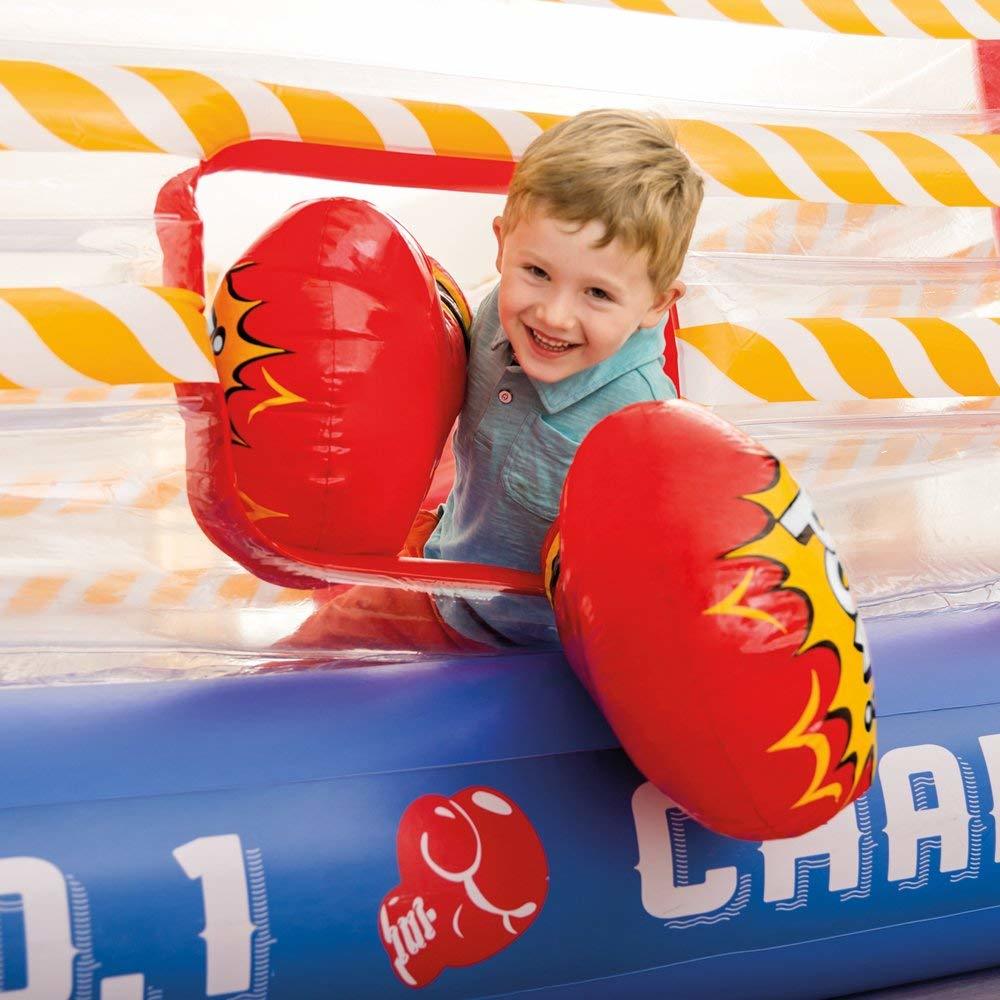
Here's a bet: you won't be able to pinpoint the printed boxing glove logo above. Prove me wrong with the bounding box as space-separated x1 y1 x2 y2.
379 787 548 988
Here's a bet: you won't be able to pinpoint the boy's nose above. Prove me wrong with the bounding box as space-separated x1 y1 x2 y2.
538 294 575 331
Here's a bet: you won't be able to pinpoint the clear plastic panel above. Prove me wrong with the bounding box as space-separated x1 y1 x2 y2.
0 153 194 217
726 397 1000 617
0 219 172 286
0 388 316 684
4 390 1000 684
0 1 980 124
0 153 196 286
0 5 995 686
201 185 1000 320
680 250 1000 321
198 173 505 302
691 200 999 260
0 388 529 685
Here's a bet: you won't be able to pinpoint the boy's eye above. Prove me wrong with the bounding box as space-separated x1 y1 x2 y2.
588 287 611 301
525 265 548 280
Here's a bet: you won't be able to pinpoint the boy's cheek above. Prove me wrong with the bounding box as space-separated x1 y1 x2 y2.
496 301 520 342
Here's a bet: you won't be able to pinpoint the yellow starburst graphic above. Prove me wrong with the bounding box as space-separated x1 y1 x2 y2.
704 567 786 633
432 263 472 340
712 460 875 808
210 263 289 447
542 530 561 603
239 490 289 523
247 368 306 423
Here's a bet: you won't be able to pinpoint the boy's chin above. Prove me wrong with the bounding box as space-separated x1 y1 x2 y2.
522 363 569 384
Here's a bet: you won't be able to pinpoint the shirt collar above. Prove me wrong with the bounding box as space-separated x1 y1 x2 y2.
491 320 667 414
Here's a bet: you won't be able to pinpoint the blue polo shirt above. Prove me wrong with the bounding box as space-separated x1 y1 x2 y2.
424 284 677 647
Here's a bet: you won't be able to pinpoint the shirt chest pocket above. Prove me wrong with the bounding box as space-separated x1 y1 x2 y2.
501 415 579 523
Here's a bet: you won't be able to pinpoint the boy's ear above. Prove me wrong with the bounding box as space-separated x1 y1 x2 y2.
492 216 504 273
641 280 685 328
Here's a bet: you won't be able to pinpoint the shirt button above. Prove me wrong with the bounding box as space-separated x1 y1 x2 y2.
498 389 513 404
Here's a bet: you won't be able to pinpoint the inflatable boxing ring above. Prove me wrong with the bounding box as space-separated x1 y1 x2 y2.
3 3 1000 997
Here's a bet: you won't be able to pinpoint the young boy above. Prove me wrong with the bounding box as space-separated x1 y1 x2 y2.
285 109 704 653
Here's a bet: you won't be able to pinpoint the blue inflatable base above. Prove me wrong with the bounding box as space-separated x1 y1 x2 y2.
2 604 1000 998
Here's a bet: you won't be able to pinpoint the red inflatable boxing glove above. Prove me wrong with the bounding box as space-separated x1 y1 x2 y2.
544 400 875 841
379 786 548 988
182 198 469 585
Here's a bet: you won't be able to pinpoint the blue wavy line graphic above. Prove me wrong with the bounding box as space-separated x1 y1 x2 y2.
67 875 98 1000
667 809 690 885
230 846 275 1000
775 857 832 911
899 839 938 890
951 756 985 883
842 798 875 901
665 873 753 930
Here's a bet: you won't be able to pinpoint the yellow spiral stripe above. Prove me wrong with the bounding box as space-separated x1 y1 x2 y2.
0 288 180 385
0 481 49 519
902 0 977 37
896 318 1000 395
710 0 782 26
150 570 204 608
0 569 312 616
608 0 675 10
0 61 162 152
799 0 882 34
681 317 1000 402
546 0 995 37
9 577 68 614
150 286 215 365
678 324 813 401
868 130 993 207
795 319 911 398
399 99 512 160
0 61 996 206
219 575 262 602
764 126 900 205
523 111 568 134
0 386 172 406
4 569 311 614
84 571 140 606
125 66 250 158
0 469 185 522
961 131 1000 167
674 121 799 200
264 84 384 151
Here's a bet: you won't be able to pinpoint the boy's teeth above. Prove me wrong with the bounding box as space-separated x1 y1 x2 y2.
530 327 573 351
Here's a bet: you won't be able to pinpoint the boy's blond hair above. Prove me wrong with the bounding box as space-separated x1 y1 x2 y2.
502 109 704 291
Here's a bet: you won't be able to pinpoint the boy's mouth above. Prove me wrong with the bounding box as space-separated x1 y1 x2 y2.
526 326 579 354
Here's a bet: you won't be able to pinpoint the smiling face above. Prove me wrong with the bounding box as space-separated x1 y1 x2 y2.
493 209 682 383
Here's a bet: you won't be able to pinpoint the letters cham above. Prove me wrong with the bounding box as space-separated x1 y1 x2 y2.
633 737 1000 922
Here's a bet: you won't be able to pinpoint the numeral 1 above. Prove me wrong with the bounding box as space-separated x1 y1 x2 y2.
173 835 257 996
